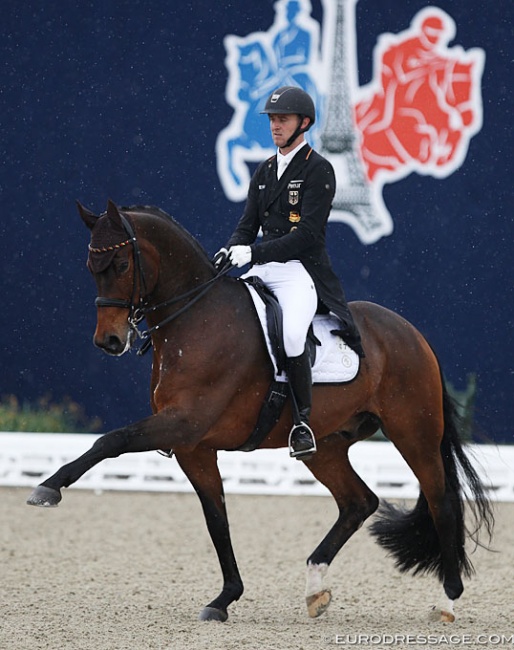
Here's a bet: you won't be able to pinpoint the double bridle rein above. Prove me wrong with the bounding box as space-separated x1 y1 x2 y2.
89 211 231 355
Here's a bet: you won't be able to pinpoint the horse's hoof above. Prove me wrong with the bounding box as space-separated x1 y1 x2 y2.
306 589 332 618
428 606 456 623
26 486 62 507
198 606 228 622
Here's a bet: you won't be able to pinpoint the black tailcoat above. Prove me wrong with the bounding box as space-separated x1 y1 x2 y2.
226 145 364 355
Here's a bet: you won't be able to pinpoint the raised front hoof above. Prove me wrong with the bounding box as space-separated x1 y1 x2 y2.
26 486 62 508
198 606 228 622
306 589 332 618
428 606 456 623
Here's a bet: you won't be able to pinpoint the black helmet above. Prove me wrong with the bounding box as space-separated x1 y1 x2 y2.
261 86 316 128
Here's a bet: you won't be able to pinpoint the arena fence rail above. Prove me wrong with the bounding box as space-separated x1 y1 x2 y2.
0 433 512 501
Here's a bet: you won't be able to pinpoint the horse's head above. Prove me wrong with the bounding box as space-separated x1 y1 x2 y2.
79 200 216 356
78 200 160 356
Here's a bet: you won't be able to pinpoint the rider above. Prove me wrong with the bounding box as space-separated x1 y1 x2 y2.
215 86 364 460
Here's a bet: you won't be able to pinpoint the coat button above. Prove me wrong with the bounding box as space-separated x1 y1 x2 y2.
264 211 269 217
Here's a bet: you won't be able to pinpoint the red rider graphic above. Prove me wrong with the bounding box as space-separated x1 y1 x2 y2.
355 9 484 182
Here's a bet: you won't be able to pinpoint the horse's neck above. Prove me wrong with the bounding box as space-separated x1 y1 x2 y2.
143 217 215 303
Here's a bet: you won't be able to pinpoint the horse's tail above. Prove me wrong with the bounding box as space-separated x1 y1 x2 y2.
369 378 494 581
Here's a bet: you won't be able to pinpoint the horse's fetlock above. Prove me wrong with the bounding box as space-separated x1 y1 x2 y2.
444 577 464 601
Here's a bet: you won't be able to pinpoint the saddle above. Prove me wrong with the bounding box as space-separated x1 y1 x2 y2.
234 277 358 452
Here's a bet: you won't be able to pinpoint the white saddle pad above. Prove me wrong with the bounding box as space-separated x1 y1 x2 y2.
245 284 360 384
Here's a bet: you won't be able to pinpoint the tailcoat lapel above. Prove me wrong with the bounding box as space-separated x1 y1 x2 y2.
264 147 313 210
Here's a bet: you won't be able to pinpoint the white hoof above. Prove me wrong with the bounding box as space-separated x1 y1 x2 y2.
305 562 331 617
428 602 455 623
306 589 332 618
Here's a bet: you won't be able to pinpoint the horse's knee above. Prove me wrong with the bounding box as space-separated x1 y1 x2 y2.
91 430 128 458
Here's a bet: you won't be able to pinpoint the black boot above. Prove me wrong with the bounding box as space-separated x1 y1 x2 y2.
287 351 316 461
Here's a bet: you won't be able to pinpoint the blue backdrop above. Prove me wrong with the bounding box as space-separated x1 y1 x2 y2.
1 1 512 442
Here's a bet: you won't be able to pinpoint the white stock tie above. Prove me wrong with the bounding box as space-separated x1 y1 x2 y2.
277 157 288 180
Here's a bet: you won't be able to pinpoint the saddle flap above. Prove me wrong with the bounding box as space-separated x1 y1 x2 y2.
243 276 287 374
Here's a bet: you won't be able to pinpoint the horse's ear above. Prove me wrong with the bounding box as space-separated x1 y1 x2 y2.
77 201 98 230
106 199 124 228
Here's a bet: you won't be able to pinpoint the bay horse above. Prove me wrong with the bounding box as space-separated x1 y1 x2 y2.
27 200 493 624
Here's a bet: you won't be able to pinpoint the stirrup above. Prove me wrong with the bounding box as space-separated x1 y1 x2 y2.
156 449 174 459
288 422 317 460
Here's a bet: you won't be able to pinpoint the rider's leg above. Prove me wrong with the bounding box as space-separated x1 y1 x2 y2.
242 260 318 459
270 262 317 460
286 349 317 460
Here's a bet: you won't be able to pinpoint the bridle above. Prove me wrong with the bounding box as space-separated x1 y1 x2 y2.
89 213 146 313
89 211 231 355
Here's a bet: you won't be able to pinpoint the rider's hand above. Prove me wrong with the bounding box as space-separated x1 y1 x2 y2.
212 247 229 269
229 245 252 268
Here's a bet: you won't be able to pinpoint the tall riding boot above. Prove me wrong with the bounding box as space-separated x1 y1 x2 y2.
287 350 316 460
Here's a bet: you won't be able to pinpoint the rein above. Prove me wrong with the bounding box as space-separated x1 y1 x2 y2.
136 267 231 355
92 211 232 356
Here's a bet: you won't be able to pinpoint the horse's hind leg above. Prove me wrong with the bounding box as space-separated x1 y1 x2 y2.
303 434 379 618
372 406 474 622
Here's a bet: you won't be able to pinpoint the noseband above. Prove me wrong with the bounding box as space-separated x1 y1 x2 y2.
90 211 230 355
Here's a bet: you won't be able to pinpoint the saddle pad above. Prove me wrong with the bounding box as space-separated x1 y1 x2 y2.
244 284 359 384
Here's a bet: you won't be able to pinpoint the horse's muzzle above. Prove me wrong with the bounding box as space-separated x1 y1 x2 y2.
94 329 135 356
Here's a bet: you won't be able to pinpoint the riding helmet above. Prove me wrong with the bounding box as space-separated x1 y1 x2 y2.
261 86 316 128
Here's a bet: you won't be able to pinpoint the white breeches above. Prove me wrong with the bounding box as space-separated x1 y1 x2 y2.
243 260 318 357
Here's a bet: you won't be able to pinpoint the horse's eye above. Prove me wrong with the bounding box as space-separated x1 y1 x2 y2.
115 258 129 275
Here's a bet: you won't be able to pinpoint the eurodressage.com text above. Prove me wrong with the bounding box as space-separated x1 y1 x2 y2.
333 633 514 645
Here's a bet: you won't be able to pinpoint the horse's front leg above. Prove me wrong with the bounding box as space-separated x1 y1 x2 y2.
26 412 185 507
175 447 244 622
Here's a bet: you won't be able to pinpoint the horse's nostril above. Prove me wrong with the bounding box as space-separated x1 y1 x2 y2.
106 335 122 352
94 334 125 355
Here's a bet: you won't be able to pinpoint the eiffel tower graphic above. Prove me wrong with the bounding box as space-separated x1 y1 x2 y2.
320 0 388 241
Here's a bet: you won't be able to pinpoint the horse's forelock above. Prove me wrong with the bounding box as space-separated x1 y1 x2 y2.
87 213 129 273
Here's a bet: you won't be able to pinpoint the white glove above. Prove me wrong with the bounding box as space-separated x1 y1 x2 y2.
212 247 229 269
229 245 252 268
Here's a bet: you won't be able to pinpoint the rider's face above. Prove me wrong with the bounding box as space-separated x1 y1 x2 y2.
269 113 308 151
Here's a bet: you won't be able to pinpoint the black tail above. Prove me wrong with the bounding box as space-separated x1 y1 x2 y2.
370 381 494 581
